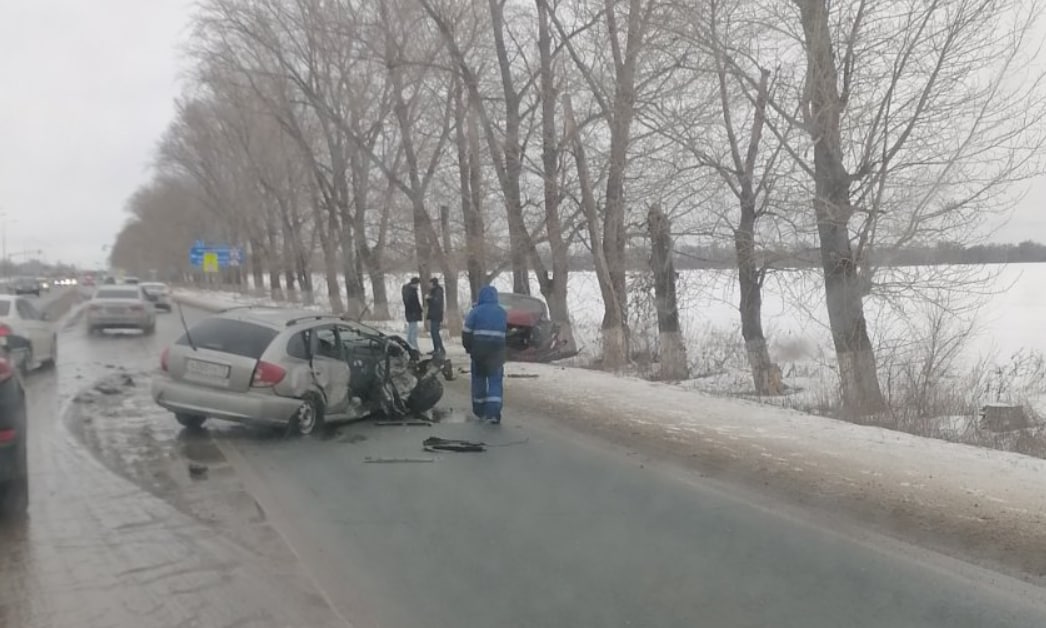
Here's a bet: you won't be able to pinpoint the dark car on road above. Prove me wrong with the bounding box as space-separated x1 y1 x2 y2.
0 334 28 518
13 277 40 297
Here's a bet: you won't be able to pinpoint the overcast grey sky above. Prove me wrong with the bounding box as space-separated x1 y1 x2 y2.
0 1 1043 269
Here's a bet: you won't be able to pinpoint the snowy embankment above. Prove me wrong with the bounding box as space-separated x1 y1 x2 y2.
174 286 1046 579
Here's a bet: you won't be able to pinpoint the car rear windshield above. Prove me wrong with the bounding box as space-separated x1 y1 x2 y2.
0 301 10 316
177 318 278 359
95 289 141 299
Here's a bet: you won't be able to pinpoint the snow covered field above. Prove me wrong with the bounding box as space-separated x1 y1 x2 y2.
201 263 1046 408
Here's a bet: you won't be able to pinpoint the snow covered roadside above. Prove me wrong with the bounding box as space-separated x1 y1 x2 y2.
174 287 1046 578
500 360 1046 580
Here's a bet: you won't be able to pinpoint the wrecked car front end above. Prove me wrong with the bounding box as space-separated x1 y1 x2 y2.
498 295 579 363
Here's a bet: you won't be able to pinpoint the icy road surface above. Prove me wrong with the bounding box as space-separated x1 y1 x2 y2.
3 291 1046 627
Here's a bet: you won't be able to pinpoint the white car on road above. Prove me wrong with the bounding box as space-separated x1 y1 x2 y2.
0 294 57 372
86 286 156 335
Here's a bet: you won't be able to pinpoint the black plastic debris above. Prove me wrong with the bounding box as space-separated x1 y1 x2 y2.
188 462 209 479
423 437 486 453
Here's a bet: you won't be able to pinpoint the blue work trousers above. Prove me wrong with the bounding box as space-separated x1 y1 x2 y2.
471 362 504 420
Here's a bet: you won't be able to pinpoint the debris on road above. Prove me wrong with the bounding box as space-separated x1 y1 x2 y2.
423 437 486 453
364 456 435 463
376 420 434 427
188 462 209 479
95 383 122 395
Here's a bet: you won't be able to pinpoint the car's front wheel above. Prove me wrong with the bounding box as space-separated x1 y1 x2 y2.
292 393 325 436
174 413 207 429
407 375 444 414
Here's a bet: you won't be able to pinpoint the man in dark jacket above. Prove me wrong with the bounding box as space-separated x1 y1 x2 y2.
426 277 446 356
462 284 507 424
401 277 423 349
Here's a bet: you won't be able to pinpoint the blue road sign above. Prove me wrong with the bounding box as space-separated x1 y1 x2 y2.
189 242 245 268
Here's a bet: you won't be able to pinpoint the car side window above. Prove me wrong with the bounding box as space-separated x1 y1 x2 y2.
16 300 38 320
287 330 310 359
314 326 343 360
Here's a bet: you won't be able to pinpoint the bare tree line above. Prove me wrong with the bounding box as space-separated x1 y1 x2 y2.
111 0 1046 413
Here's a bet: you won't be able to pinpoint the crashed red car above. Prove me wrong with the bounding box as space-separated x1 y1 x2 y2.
496 293 578 363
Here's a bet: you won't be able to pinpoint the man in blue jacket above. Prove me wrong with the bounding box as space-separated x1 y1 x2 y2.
462 284 508 424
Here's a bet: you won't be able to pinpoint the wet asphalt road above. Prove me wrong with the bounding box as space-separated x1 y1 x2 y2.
4 292 1046 627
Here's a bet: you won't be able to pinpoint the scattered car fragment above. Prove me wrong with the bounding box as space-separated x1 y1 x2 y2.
152 307 445 435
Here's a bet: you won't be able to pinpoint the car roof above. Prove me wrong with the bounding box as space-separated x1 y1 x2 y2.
217 307 344 330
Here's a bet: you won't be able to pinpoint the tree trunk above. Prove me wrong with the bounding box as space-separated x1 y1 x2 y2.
454 79 486 302
318 206 344 314
647 206 688 380
248 239 266 297
440 205 462 335
735 210 781 395
535 0 574 351
564 92 622 366
796 0 885 413
339 217 366 318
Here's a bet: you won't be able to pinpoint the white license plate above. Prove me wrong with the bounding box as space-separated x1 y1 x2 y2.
185 359 230 380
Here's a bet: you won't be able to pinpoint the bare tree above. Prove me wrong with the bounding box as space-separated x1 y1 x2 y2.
734 0 1046 412
550 0 666 368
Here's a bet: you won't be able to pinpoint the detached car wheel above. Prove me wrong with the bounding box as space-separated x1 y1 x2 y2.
293 394 325 436
174 413 207 429
407 375 444 414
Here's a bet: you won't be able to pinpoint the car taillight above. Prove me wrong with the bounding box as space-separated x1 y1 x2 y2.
0 324 10 337
160 347 169 372
251 361 286 387
0 429 15 444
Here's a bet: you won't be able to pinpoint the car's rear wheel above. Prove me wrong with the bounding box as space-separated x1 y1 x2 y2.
19 347 32 376
0 428 28 519
293 394 325 436
42 336 57 369
0 475 29 519
407 375 444 414
174 413 207 429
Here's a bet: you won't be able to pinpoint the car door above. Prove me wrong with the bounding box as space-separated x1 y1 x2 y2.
14 300 48 358
307 325 351 414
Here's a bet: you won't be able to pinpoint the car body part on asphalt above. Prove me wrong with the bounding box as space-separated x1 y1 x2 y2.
487 293 579 363
422 437 487 452
86 286 157 335
152 307 446 436
140 282 172 312
0 334 28 518
0 294 57 372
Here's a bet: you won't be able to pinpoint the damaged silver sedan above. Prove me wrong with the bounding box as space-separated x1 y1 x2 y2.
152 307 445 435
